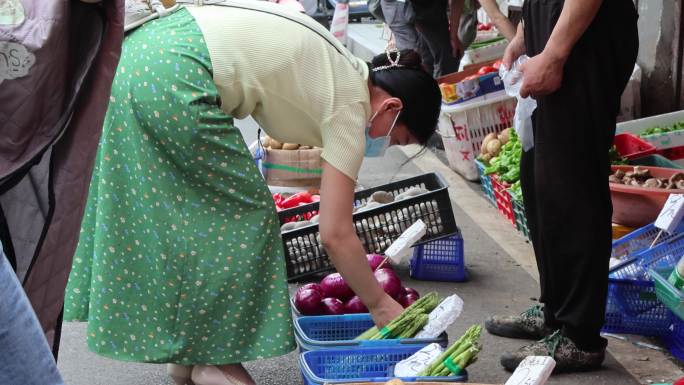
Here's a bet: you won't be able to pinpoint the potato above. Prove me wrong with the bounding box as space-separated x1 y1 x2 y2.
481 153 493 163
282 143 300 150
261 135 272 148
486 138 502 155
270 139 283 149
498 127 511 144
481 132 498 153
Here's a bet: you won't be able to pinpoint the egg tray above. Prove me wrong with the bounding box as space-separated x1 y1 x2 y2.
277 172 459 282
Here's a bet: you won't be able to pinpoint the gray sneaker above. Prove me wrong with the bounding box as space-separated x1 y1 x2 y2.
500 330 606 373
485 304 554 340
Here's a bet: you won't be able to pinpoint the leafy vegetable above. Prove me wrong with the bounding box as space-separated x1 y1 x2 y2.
639 121 684 137
608 145 627 165
484 129 522 184
509 180 522 202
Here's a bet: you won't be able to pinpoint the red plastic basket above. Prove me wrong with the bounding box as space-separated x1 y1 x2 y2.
491 175 515 226
614 133 657 160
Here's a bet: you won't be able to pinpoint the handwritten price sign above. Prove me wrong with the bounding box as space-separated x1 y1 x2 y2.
655 194 684 234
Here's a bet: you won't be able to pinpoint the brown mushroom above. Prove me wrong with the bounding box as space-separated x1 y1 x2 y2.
608 175 623 184
614 170 626 179
669 172 684 185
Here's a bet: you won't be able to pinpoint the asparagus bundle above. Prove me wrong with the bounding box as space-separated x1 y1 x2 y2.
355 292 440 340
418 324 482 377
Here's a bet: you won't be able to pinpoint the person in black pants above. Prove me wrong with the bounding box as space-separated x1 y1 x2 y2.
485 0 639 373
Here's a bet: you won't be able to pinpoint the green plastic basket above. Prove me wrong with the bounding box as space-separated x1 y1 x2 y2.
650 267 684 320
628 154 683 169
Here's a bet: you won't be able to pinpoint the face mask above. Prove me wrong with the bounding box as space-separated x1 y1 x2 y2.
364 109 401 158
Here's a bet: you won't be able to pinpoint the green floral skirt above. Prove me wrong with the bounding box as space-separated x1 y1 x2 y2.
64 8 295 364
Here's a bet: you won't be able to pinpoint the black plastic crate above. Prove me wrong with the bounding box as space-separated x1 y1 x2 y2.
278 172 458 281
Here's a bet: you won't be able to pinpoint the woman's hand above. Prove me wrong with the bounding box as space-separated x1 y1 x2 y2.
368 293 405 328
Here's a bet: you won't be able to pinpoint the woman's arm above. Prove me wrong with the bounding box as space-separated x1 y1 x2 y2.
318 162 404 327
478 0 517 41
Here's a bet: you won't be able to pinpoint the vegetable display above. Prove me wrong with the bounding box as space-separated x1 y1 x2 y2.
418 324 482 376
261 135 317 151
355 292 440 340
483 128 521 184
279 187 432 233
638 121 684 137
609 166 684 189
478 128 511 164
292 254 421 316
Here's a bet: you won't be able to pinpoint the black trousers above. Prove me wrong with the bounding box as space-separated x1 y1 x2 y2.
521 0 639 351
410 0 461 77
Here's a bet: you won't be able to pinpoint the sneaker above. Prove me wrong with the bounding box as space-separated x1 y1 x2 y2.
485 304 554 340
500 330 606 373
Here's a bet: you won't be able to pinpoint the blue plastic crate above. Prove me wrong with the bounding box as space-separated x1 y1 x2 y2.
299 346 468 384
294 314 448 352
475 159 496 206
410 232 468 282
611 222 684 261
663 311 684 361
603 233 684 336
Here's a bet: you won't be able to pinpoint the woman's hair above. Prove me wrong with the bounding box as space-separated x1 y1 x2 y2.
369 49 441 145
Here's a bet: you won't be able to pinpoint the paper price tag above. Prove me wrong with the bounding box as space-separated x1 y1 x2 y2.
385 220 427 264
504 356 555 385
393 343 444 377
655 194 684 234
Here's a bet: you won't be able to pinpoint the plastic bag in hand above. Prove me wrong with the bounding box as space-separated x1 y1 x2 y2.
500 55 536 152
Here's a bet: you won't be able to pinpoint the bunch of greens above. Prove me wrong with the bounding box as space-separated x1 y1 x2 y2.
608 145 628 165
418 325 482 377
484 129 522 184
356 292 440 340
509 180 522 202
639 121 684 137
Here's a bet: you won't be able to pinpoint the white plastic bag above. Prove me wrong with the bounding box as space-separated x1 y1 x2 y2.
499 55 536 151
415 294 464 339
